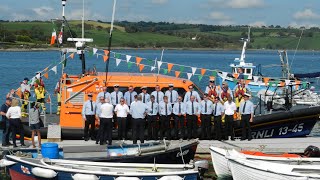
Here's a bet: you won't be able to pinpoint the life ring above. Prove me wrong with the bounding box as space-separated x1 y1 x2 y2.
32 167 57 178
115 177 140 180
72 173 99 180
0 159 16 167
158 176 183 180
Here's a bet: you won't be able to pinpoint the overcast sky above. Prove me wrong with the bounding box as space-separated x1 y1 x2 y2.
1 0 320 27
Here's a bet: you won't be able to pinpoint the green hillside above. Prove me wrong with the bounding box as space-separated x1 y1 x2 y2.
1 20 320 50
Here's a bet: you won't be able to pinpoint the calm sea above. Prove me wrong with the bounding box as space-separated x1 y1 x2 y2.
0 49 319 136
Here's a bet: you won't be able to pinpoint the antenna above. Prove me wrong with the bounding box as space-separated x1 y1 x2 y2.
82 0 84 39
62 0 66 17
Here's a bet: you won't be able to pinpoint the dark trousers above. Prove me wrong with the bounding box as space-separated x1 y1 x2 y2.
99 118 112 145
147 115 158 140
174 115 185 139
117 117 127 140
2 120 11 145
214 115 222 140
9 118 24 146
201 114 212 140
225 115 235 140
160 115 171 140
84 115 95 140
132 118 145 144
187 115 198 139
241 114 252 140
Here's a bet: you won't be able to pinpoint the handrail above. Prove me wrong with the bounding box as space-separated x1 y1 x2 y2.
64 78 98 104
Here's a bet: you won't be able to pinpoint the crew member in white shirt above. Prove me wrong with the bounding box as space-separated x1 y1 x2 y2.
147 95 159 140
151 85 164 104
224 95 237 141
99 98 114 145
165 84 179 107
173 96 186 139
200 93 213 140
159 96 172 140
114 97 130 140
184 85 201 103
185 95 201 140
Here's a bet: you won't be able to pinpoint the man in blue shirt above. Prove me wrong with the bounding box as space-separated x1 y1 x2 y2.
200 93 213 140
147 95 159 140
165 84 179 107
96 86 110 103
186 95 201 140
159 96 173 140
151 85 164 104
139 86 150 104
1 98 12 146
184 85 201 103
130 95 148 144
213 96 225 141
82 93 96 141
239 93 254 141
173 95 186 139
124 86 137 132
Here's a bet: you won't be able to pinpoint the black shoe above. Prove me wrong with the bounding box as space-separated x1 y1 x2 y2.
100 143 105 145
231 139 235 141
84 138 89 141
248 139 252 141
7 142 13 146
2 144 9 147
240 139 246 141
21 144 27 147
13 144 18 148
96 141 99 144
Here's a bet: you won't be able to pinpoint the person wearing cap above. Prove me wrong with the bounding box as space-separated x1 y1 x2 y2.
130 95 149 144
239 93 254 141
213 96 225 141
20 77 31 117
165 84 179 107
184 85 201 103
151 85 164 104
95 96 105 144
139 86 150 104
224 95 237 141
99 98 114 145
124 86 137 107
1 97 12 146
205 78 221 102
159 96 173 140
97 86 111 103
233 79 251 111
114 97 130 140
220 81 233 103
200 93 213 140
82 93 97 141
147 95 159 140
173 95 186 139
185 95 201 140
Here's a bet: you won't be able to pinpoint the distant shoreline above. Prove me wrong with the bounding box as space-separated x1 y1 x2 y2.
0 47 319 52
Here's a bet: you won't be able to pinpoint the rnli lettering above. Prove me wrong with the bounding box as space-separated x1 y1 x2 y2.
251 123 304 139
176 149 189 157
251 129 274 139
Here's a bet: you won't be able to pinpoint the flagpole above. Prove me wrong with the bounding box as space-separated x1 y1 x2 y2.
156 49 164 82
105 0 117 86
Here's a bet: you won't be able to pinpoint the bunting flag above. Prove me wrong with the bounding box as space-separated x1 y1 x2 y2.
116 58 121 66
104 50 109 56
136 57 143 65
222 72 228 79
187 73 192 80
93 48 98 55
126 55 132 62
167 63 174 73
201 69 206 76
115 53 121 59
280 81 285 87
180 66 185 72
151 66 156 71
253 76 259 83
233 73 239 79
70 53 74 59
89 49 94 56
127 62 133 69
36 73 41 79
50 66 57 75
163 69 168 74
244 75 249 80
139 64 145 72
44 72 49 79
50 31 56 45
157 61 163 69
302 82 307 88
285 80 291 86
175 71 181 78
263 77 270 86
246 80 251 85
248 74 253 80
103 56 108 62
148 59 154 66
191 67 197 75
233 78 238 84
198 75 203 82
43 67 49 72
212 71 217 77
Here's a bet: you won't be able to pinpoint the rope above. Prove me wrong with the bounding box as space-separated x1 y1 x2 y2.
290 29 304 70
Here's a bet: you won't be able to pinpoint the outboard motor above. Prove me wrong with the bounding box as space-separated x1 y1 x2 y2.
194 160 209 180
304 145 320 157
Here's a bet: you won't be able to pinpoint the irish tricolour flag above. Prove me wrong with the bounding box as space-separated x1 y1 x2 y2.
50 31 56 45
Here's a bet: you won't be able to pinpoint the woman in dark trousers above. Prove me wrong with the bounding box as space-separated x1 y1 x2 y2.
6 99 26 147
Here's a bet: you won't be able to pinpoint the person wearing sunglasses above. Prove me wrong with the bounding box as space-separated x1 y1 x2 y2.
184 85 201 103
205 77 221 102
114 97 130 140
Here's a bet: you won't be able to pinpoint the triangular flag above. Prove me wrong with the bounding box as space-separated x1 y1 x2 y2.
263 77 270 86
148 59 154 66
253 76 259 83
233 73 239 79
180 66 185 72
50 31 56 45
201 69 206 76
70 53 74 59
222 72 228 78
285 80 291 86
126 55 132 62
280 81 285 87
46 96 51 103
212 71 217 77
115 53 121 59
139 64 145 72
246 80 251 85
151 66 156 71
175 71 181 78
167 63 174 73
191 67 197 75
244 75 249 80
198 75 203 82
163 69 168 74
89 49 94 56
127 62 133 69
103 50 109 56
136 57 143 65
116 58 121 66
44 72 49 79
302 82 307 88
93 48 98 55
157 61 163 69
233 78 238 84
44 67 49 72
248 74 252 80
187 73 192 80
36 73 41 79
103 55 108 62
50 66 57 75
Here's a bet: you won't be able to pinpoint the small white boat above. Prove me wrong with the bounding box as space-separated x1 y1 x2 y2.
209 147 232 178
228 155 320 180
